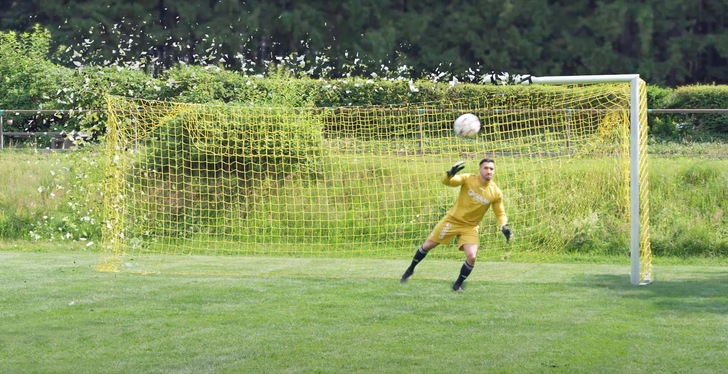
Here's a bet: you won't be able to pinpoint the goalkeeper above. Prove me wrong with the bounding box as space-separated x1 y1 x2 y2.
400 158 512 291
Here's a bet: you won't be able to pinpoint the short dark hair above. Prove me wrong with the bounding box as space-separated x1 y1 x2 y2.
479 157 495 166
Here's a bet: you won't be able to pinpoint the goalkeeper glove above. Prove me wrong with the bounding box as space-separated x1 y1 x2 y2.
446 161 465 178
501 225 512 242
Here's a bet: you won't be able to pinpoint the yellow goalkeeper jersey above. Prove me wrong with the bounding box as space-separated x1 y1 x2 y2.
441 172 508 227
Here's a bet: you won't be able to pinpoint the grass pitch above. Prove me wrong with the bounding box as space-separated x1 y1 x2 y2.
1 248 727 373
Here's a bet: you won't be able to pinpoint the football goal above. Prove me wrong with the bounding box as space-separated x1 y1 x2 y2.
100 74 651 285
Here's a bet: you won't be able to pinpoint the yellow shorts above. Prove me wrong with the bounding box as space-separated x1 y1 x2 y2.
427 216 479 249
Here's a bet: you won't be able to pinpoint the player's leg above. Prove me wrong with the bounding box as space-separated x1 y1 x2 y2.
452 225 479 291
402 218 457 283
452 243 477 291
400 239 439 283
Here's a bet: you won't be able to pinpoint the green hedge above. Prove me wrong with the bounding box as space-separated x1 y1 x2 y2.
667 85 728 137
2 27 727 141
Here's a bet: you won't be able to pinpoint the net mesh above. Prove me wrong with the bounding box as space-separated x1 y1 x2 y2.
101 82 651 281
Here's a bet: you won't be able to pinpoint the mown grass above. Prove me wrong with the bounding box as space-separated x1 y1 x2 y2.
0 248 727 373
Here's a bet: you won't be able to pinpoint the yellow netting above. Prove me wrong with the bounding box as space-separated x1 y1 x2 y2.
101 82 651 282
638 80 653 283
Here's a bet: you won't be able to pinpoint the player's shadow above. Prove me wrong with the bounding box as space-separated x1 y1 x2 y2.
574 273 728 315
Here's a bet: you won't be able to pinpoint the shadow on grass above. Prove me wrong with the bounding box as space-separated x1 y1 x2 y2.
575 273 728 314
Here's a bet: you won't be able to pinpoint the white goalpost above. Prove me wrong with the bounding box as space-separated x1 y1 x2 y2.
526 74 652 285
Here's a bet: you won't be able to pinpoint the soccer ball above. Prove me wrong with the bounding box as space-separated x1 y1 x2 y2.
453 113 481 138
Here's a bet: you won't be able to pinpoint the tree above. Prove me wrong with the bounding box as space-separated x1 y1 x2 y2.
1 0 727 85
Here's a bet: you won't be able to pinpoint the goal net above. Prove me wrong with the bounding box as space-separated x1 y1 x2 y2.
100 76 651 284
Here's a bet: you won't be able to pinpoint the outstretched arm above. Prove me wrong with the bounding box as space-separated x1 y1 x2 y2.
446 161 465 178
442 161 466 186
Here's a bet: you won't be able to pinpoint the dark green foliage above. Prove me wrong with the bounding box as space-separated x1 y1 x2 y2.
4 1 728 86
664 85 728 139
2 26 728 142
0 26 79 132
646 86 678 138
648 84 728 141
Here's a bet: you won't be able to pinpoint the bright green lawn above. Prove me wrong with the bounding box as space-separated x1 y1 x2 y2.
1 248 727 373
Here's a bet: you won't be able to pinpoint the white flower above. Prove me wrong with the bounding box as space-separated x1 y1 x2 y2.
408 80 419 93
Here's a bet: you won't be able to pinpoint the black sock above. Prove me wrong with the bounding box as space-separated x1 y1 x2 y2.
407 246 428 273
455 261 474 285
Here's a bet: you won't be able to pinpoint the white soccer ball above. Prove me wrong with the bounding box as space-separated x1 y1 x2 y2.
453 113 481 138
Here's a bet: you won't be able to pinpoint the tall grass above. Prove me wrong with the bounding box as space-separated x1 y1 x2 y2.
649 157 728 257
0 150 61 239
0 148 104 245
0 144 726 258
